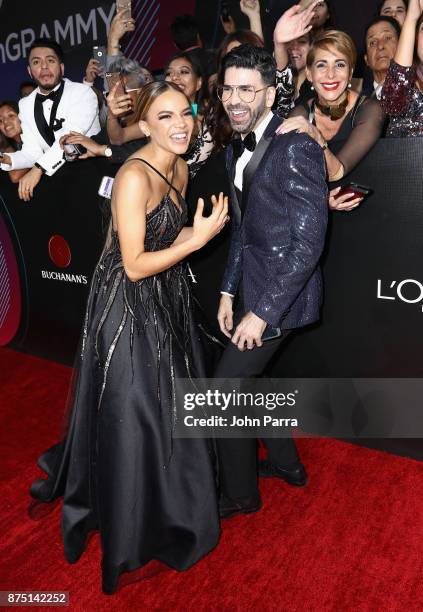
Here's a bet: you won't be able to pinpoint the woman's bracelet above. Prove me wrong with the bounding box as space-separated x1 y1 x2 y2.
329 164 345 182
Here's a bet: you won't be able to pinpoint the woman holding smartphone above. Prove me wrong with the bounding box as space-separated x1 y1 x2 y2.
30 81 228 594
278 30 385 210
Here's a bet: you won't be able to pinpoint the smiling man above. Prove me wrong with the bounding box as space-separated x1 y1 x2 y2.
214 44 328 519
0 39 100 201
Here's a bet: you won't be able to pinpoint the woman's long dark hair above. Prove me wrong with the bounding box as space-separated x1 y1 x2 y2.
164 51 208 116
315 0 337 32
0 101 21 151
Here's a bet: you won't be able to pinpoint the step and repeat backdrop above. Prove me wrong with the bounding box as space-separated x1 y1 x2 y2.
0 0 386 98
0 0 195 99
0 159 113 363
1 144 423 365
1 0 423 459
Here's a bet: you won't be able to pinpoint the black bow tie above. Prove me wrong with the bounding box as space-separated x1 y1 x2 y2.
232 131 257 158
36 90 58 103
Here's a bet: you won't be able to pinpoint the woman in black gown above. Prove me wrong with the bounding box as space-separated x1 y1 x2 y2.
30 81 228 594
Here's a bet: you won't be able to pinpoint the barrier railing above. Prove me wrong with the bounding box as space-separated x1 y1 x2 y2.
1 139 423 457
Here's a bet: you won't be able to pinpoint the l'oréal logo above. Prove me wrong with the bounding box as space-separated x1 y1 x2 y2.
377 279 423 311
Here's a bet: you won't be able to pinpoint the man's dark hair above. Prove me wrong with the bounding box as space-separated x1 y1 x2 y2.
318 0 337 29
221 44 276 86
364 15 401 46
28 38 65 63
377 0 408 15
170 14 200 51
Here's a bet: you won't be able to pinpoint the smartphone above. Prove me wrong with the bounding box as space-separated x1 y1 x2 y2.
118 71 127 94
98 176 115 199
106 72 127 97
337 182 373 199
221 0 231 22
116 0 132 19
93 46 107 72
64 143 87 161
262 325 282 342
106 72 134 118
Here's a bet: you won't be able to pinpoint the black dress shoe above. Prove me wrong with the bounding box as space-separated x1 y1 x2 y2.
258 459 308 487
219 494 262 520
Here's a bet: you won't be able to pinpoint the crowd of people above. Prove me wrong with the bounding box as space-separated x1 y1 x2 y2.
2 0 422 597
0 1 422 199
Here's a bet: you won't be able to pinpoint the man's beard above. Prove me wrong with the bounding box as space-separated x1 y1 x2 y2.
31 74 62 92
227 97 267 134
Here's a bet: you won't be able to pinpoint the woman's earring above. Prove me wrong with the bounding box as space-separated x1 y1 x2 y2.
310 84 314 90
348 82 352 89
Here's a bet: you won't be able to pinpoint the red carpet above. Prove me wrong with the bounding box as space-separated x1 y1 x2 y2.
1 346 423 611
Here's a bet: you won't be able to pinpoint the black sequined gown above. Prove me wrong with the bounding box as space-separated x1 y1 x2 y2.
30 159 220 594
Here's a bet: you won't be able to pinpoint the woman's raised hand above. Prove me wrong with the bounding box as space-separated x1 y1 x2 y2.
407 0 423 21
108 82 133 117
406 0 423 20
85 58 104 84
273 2 319 45
193 193 229 248
108 11 136 47
240 0 260 18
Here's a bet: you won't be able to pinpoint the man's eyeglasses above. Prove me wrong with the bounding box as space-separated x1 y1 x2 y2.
217 85 270 103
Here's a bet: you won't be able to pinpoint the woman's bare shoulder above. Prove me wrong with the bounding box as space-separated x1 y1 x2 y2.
115 158 151 187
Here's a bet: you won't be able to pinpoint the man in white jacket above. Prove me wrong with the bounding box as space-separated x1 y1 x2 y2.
0 38 100 201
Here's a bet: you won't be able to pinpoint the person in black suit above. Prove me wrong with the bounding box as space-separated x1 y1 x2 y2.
215 44 328 518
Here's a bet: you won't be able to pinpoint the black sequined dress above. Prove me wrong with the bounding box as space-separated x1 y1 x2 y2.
30 158 220 594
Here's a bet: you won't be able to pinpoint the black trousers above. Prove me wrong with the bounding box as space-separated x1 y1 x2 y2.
214 330 300 500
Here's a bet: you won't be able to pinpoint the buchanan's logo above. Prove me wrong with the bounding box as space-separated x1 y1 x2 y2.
42 234 87 283
48 234 71 268
377 279 423 311
41 271 88 284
